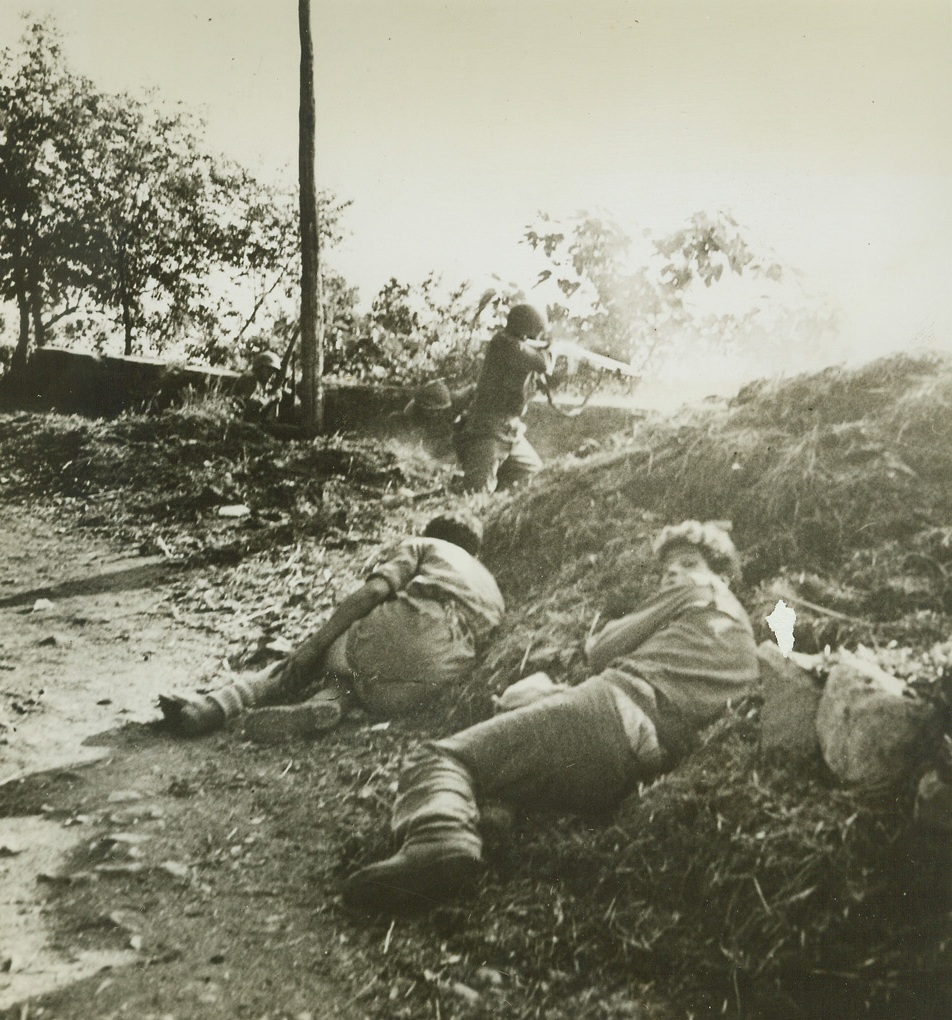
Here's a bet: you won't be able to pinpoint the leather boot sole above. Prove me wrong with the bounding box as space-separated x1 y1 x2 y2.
242 696 342 744
343 847 481 912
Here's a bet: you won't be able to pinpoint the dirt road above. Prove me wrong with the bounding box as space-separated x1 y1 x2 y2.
0 505 385 1020
0 506 212 1007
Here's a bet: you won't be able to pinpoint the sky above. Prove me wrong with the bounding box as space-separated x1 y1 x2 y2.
2 0 951 364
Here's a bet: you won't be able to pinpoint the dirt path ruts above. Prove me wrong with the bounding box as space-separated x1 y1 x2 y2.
0 506 213 1007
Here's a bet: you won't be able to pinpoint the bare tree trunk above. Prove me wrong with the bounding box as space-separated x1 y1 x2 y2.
29 276 46 349
11 254 31 375
298 0 324 434
118 257 134 355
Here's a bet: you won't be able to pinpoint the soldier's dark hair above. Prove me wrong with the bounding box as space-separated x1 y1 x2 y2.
424 510 484 557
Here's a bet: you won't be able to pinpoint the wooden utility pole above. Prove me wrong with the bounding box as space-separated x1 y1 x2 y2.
298 0 324 433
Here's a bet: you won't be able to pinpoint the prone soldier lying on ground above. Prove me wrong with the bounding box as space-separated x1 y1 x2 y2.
158 510 504 740
343 519 759 912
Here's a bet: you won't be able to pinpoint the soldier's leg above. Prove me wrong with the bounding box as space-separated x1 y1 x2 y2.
343 678 637 911
159 630 346 737
495 433 543 491
458 433 511 493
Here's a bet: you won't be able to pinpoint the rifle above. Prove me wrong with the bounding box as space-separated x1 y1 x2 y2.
276 325 300 390
530 338 640 418
545 338 640 378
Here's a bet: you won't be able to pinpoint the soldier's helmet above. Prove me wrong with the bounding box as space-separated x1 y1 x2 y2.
251 351 281 379
505 304 547 340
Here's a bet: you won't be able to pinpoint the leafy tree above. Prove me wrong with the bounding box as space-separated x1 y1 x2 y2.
75 92 261 356
223 188 356 375
325 273 503 386
0 19 97 372
0 17 356 370
523 209 838 375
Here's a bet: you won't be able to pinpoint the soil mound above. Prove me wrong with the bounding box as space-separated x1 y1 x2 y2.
483 350 952 659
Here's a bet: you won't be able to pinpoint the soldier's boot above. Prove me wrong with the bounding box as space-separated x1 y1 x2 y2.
241 686 344 744
159 660 289 737
343 750 483 912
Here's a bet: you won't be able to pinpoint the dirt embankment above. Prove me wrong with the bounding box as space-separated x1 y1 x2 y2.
0 350 950 1020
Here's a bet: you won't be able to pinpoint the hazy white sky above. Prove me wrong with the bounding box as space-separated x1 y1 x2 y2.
2 0 950 356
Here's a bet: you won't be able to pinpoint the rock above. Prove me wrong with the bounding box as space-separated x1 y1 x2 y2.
447 981 480 1006
107 789 144 803
158 860 191 880
474 966 506 988
94 862 147 877
38 632 71 647
816 650 940 790
914 768 952 832
265 636 295 656
756 642 821 760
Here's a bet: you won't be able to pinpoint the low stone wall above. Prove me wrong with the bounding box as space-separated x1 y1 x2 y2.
1 347 240 417
0 347 638 457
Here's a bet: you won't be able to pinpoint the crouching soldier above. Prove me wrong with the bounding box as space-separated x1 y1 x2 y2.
343 520 759 911
456 303 553 493
235 350 301 424
159 510 504 740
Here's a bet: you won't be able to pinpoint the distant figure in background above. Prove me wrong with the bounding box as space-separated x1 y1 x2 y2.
402 378 475 460
235 350 300 424
158 510 505 741
456 304 553 493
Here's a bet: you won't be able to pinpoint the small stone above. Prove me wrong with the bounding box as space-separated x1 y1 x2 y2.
103 832 150 846
447 981 480 1005
265 636 295 655
474 966 505 987
94 862 147 877
158 860 190 879
31 598 55 612
38 632 71 647
914 769 952 832
107 790 143 803
37 870 95 886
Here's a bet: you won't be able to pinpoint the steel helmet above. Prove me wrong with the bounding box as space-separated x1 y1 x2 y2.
506 304 547 339
251 351 281 376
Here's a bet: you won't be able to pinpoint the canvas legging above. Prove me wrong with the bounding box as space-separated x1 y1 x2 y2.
391 676 648 851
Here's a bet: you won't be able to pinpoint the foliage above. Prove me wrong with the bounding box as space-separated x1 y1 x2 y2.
0 402 438 566
324 273 507 387
0 347 950 1017
481 351 952 667
196 184 355 373
0 18 95 368
523 209 839 376
0 17 354 370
